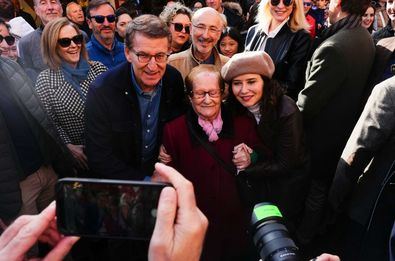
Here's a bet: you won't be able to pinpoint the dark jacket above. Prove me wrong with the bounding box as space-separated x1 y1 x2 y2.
162 107 260 261
373 20 394 43
245 24 311 100
85 62 186 180
244 95 309 225
223 6 243 30
0 57 73 220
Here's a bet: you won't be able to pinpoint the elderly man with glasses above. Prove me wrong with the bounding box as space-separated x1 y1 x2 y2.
86 0 125 68
168 7 229 81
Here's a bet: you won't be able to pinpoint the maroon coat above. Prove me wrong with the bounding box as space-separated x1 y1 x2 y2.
162 108 260 260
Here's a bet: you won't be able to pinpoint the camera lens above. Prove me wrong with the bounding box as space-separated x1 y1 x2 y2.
250 203 300 261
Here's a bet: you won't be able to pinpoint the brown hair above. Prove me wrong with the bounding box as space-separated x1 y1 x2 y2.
124 14 171 49
86 0 115 17
185 64 225 96
41 17 88 70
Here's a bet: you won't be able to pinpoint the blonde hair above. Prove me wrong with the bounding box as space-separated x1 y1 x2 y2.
255 0 310 33
41 17 88 70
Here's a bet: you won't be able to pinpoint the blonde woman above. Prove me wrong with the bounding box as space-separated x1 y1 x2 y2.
35 17 107 174
245 0 311 100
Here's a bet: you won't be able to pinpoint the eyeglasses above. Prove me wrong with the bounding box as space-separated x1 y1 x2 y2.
131 49 169 63
303 1 312 6
192 24 222 34
58 34 84 48
190 89 221 99
171 22 190 34
270 0 293 6
0 35 15 46
88 14 116 24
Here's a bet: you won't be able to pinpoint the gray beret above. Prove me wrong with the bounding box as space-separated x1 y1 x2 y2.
221 51 275 82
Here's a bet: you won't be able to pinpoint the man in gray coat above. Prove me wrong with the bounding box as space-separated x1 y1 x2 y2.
296 0 375 246
328 76 395 260
18 0 62 82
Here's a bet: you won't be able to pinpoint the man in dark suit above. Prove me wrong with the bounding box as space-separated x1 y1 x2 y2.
86 14 186 181
296 0 375 250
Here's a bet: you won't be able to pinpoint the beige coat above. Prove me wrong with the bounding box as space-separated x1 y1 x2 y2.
168 46 229 80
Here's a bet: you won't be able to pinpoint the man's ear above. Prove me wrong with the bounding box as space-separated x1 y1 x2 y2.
87 17 93 29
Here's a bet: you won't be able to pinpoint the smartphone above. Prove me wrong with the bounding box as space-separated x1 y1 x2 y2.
56 177 169 240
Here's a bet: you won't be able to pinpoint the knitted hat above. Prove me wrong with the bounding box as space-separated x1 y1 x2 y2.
221 51 275 82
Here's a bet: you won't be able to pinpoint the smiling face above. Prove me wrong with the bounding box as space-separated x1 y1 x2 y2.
0 23 16 60
232 73 264 108
170 13 191 50
116 13 132 39
269 0 294 26
34 0 62 26
362 6 375 28
387 0 395 21
219 35 238 57
125 33 169 92
190 71 222 122
57 25 82 68
191 8 222 60
87 4 116 47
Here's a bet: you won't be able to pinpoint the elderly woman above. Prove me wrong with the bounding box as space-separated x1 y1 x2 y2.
245 0 311 100
222 51 309 232
35 17 107 173
159 2 192 53
159 64 260 260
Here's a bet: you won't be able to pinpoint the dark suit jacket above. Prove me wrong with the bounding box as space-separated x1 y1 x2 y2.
85 62 186 180
297 26 375 182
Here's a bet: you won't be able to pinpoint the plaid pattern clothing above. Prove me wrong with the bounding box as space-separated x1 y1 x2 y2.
35 61 107 145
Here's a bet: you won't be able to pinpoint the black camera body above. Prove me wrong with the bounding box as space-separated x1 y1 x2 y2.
250 203 300 261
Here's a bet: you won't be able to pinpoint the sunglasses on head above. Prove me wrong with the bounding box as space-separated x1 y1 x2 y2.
0 35 15 46
171 22 190 34
89 14 116 24
270 0 293 6
58 34 84 48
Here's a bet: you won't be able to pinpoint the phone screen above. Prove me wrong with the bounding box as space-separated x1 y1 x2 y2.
56 178 167 240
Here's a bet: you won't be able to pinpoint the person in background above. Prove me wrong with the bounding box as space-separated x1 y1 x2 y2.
374 0 389 31
304 0 316 38
115 7 136 42
35 17 107 175
168 7 228 81
206 0 244 30
0 18 18 62
160 2 192 54
86 0 126 69
66 1 92 37
373 0 395 42
218 26 243 58
191 0 205 10
362 2 376 33
11 0 37 28
245 0 311 100
310 0 328 33
18 0 63 82
0 0 36 28
221 51 309 235
160 64 260 260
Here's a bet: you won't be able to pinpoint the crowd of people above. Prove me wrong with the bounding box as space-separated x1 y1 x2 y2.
0 0 394 260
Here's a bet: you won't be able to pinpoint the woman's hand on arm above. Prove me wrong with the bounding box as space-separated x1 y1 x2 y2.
233 143 253 171
158 144 172 165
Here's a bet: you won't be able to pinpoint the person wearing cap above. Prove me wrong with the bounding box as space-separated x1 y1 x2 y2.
159 64 261 260
221 51 309 232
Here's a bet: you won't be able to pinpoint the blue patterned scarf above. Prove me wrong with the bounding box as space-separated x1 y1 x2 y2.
61 58 90 100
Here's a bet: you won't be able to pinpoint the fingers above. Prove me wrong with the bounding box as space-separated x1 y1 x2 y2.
149 187 177 258
1 202 57 259
154 163 196 211
42 236 79 261
315 253 340 261
0 215 32 249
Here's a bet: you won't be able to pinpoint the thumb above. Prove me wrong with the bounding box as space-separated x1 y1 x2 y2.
149 187 177 253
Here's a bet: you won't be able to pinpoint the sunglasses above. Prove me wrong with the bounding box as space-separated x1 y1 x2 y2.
303 1 312 6
171 22 190 34
270 0 293 6
89 14 116 24
0 35 15 46
58 34 84 48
